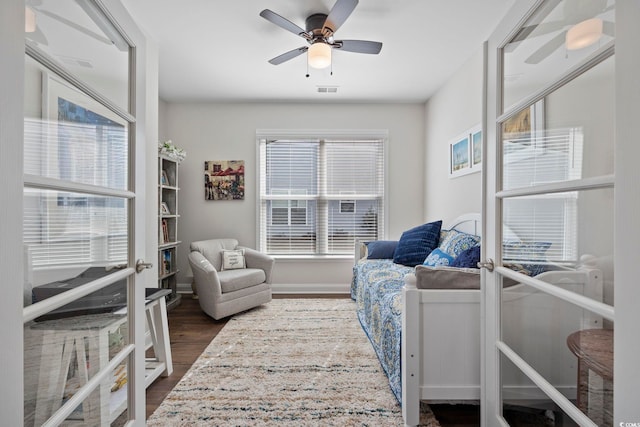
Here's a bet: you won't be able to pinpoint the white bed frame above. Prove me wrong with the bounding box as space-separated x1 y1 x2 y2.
356 214 604 426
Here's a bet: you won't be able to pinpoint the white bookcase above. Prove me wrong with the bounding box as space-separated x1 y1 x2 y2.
158 155 182 310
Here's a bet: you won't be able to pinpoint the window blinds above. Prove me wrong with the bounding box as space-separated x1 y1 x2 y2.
23 117 128 268
502 127 581 263
259 137 385 256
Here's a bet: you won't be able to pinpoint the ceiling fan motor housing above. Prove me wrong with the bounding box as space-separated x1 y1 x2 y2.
306 13 329 36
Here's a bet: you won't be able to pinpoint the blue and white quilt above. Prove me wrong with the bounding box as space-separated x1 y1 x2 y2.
351 259 414 404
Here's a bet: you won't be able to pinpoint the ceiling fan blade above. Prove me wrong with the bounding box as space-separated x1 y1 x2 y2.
511 20 568 44
26 26 48 46
268 46 308 65
260 9 308 39
525 31 566 64
37 8 112 46
335 40 382 54
322 0 358 36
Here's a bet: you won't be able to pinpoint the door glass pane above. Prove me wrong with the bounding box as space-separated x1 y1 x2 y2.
24 295 129 425
24 0 129 110
503 0 615 110
502 187 613 297
502 56 614 192
501 354 582 426
25 57 129 190
24 189 128 276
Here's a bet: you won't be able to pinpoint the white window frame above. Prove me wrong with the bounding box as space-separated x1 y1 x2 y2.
256 129 388 258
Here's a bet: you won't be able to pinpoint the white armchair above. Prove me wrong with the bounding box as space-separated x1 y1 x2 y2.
188 238 274 320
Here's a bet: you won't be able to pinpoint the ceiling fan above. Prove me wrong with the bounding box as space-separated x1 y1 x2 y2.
259 0 382 68
25 0 128 51
506 0 614 64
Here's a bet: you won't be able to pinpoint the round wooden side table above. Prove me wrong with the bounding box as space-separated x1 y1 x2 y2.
566 328 613 426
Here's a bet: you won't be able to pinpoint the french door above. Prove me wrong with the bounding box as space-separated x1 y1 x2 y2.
483 0 639 426
1 0 151 425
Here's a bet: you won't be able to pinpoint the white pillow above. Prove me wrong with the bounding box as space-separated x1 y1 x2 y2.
221 249 246 270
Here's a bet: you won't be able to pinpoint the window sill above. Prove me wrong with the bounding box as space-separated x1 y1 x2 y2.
270 255 354 262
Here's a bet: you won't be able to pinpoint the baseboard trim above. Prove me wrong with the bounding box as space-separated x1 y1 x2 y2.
177 282 350 295
272 283 350 294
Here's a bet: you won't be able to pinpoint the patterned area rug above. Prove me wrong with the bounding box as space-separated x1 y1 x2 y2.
148 298 440 426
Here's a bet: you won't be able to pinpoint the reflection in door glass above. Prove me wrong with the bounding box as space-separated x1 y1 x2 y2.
502 56 614 192
503 0 615 110
24 0 129 109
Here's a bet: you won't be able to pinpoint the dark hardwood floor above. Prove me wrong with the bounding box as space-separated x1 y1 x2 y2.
145 294 481 426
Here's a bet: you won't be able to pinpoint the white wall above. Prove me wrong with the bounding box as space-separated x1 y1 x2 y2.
161 102 425 291
424 49 484 224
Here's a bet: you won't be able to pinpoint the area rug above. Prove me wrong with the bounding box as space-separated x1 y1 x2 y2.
147 298 440 426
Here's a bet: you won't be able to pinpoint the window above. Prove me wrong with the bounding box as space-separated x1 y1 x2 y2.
339 200 356 214
258 133 386 256
271 189 308 226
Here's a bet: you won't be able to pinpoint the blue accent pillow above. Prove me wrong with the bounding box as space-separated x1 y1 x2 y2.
503 240 552 276
438 229 481 258
366 240 398 259
423 248 455 266
451 245 481 268
393 220 442 267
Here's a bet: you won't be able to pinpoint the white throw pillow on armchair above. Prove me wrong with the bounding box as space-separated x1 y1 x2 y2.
221 249 246 270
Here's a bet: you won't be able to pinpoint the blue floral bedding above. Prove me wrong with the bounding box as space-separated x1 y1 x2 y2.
351 259 414 403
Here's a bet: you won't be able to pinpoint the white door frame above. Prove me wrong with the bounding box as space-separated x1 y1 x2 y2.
0 1 28 425
482 0 640 425
0 0 154 424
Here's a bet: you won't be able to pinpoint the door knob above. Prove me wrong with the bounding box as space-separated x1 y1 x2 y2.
477 258 495 272
136 259 153 273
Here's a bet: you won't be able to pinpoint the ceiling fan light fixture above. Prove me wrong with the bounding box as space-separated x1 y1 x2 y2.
25 6 36 33
308 42 332 69
566 18 603 50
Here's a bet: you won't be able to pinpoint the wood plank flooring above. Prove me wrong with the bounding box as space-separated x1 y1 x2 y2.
145 295 480 426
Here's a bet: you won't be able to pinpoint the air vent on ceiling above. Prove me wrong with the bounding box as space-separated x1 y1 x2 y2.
317 86 338 93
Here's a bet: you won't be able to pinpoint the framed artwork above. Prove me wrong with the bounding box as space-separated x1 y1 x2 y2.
204 160 245 200
42 72 128 204
470 125 482 172
160 202 170 215
161 170 169 186
449 124 482 178
449 134 470 178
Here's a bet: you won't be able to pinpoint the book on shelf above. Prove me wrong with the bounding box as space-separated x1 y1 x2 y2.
161 219 169 244
162 249 172 275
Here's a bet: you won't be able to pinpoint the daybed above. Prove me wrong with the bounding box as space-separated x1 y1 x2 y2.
351 214 604 426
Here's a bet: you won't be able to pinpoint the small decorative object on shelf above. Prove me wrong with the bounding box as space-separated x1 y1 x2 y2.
158 140 187 163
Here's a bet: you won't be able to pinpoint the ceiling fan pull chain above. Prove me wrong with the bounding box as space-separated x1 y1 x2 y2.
330 49 333 76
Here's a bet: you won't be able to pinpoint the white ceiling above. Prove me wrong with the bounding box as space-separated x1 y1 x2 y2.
120 0 516 103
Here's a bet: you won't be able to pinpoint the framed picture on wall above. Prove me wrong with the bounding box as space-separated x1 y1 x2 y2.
449 134 470 178
470 125 482 172
204 160 245 200
449 124 482 178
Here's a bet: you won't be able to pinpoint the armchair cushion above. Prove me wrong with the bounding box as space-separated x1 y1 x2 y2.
218 269 267 293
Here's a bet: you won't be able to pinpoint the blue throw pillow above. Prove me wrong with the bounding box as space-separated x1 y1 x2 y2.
438 229 481 258
366 240 398 259
393 220 442 267
423 248 455 266
503 240 552 277
451 245 481 268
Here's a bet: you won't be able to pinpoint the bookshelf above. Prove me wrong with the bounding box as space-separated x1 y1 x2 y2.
158 155 182 310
